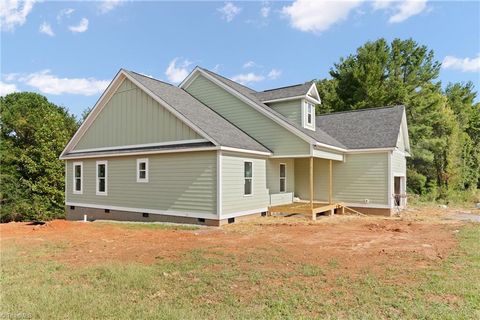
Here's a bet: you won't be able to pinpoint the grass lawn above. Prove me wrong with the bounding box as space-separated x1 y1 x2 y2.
1 222 479 319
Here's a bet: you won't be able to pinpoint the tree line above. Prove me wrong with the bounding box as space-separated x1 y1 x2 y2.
1 38 479 222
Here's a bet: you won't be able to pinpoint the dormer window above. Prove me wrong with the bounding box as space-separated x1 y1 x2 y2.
303 100 316 130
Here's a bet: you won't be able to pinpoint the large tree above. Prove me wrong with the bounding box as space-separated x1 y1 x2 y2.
317 38 479 199
0 92 78 222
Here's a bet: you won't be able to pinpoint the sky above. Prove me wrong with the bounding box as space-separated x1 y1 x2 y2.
1 0 479 118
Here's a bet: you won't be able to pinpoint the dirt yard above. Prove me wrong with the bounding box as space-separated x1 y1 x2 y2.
1 206 479 319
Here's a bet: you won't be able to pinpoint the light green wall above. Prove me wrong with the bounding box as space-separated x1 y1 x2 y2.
294 153 389 205
396 125 405 151
74 78 202 150
186 75 310 156
66 151 217 215
392 150 406 176
267 100 302 126
266 158 295 194
221 152 269 215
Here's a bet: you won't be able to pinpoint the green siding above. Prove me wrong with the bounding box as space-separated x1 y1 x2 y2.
74 78 202 150
392 150 406 176
221 152 269 215
267 100 302 125
186 75 310 156
294 153 389 205
66 151 217 215
266 158 295 194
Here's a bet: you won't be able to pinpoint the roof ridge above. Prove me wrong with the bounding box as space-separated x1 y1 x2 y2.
261 82 312 92
316 105 404 117
124 69 174 87
199 67 258 93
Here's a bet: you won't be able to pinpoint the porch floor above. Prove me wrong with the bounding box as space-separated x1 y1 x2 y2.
268 201 346 220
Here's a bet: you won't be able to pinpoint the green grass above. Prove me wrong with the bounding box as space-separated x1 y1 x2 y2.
1 225 479 319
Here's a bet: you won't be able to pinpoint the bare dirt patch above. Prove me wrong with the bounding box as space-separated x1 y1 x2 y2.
0 208 463 283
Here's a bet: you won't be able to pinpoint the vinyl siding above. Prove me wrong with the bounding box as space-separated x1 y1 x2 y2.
294 153 389 205
66 151 217 215
392 150 406 176
396 125 406 151
266 159 295 194
267 100 302 125
74 78 202 151
186 75 310 156
221 152 269 215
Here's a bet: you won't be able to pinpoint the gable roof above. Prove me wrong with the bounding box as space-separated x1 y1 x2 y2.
253 82 313 102
315 105 406 150
61 69 271 158
196 68 347 150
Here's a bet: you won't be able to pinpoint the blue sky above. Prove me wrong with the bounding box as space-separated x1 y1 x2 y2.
1 0 479 117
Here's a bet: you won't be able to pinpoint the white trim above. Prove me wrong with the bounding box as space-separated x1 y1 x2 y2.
387 151 392 208
72 161 83 194
136 158 149 183
305 96 321 105
243 160 253 197
302 99 316 131
221 207 268 220
218 146 271 156
311 146 344 161
61 146 270 160
343 202 391 209
217 150 223 218
347 148 395 154
261 95 305 104
181 68 325 147
307 82 321 104
70 139 209 154
65 202 218 220
279 163 286 193
96 160 108 196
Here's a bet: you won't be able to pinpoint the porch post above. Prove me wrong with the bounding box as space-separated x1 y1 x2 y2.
329 159 333 205
310 156 315 220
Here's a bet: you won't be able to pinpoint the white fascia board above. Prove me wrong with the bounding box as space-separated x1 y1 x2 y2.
262 95 305 104
69 139 209 154
346 148 395 154
312 148 343 161
219 146 271 156
307 82 321 103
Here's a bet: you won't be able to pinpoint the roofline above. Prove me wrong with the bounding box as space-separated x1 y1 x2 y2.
316 105 403 118
60 145 271 160
181 67 347 152
261 94 320 105
262 82 312 92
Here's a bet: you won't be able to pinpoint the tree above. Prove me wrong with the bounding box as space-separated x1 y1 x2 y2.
316 38 478 200
0 92 78 222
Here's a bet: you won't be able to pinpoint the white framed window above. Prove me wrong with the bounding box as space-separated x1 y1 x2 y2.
136 158 149 183
244 161 253 196
303 100 316 130
72 162 83 194
279 163 286 193
96 160 108 195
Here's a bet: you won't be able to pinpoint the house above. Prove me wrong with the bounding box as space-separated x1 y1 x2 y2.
60 67 410 226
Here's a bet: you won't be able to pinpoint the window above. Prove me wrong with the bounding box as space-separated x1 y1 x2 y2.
96 161 108 195
136 158 149 183
306 102 313 125
73 162 83 194
244 161 253 196
279 163 286 193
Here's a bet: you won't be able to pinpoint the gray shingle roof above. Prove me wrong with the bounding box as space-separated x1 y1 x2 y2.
125 70 271 153
253 82 312 102
315 106 405 149
200 68 346 149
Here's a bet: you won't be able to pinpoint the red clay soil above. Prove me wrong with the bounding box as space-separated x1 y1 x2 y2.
0 213 462 280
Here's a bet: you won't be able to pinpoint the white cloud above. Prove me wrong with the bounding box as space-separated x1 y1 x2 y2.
15 70 109 96
0 0 36 31
39 21 54 36
243 61 257 68
98 0 124 14
231 73 265 85
218 2 241 22
372 0 395 10
57 8 74 22
442 54 480 73
260 6 270 18
0 81 18 96
282 0 363 34
212 64 222 72
388 0 427 23
68 18 89 33
165 58 192 83
268 69 282 80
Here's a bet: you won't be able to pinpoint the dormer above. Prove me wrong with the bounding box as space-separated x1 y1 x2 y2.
254 82 320 131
